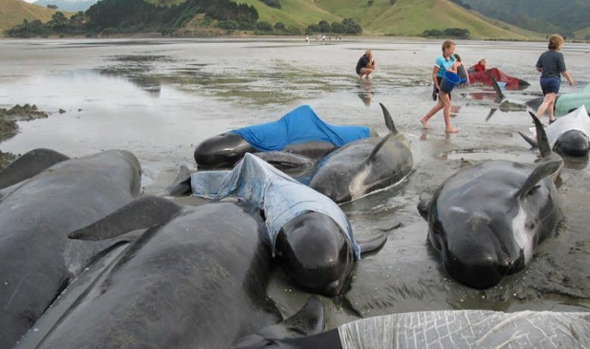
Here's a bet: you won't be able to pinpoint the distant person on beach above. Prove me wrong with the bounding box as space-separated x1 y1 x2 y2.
356 50 375 80
454 54 470 85
468 58 487 73
535 33 575 124
420 40 461 133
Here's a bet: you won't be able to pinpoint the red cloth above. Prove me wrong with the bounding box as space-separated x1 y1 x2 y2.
470 62 486 72
468 67 529 90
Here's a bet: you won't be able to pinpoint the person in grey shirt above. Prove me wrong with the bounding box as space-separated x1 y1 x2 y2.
535 33 575 124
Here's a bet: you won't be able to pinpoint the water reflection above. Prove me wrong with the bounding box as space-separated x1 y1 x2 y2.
357 80 374 106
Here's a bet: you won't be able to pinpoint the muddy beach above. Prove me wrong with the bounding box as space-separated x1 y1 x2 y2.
2 37 590 338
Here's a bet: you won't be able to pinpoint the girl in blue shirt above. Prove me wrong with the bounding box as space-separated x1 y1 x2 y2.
420 40 460 133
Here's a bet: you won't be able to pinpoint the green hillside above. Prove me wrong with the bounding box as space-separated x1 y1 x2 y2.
237 0 545 39
236 0 342 29
1 0 549 40
461 0 590 36
0 0 62 34
574 26 590 41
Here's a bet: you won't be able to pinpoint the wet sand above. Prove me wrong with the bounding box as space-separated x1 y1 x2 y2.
2 37 590 335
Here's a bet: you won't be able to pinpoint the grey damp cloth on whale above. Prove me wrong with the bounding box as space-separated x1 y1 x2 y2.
338 310 590 349
189 153 361 260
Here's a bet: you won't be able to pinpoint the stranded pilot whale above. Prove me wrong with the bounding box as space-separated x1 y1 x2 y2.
307 102 413 204
519 105 590 157
417 111 563 290
48 197 324 349
193 104 376 170
0 149 141 349
167 154 387 296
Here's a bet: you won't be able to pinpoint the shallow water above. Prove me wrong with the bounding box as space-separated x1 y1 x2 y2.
2 37 590 336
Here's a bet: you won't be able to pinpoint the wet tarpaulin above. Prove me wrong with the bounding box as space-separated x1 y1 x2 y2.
231 105 371 151
189 153 361 259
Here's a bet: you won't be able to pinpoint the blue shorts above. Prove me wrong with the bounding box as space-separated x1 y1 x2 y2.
540 77 560 95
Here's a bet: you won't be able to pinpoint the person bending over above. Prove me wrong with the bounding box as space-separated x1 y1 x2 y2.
356 50 375 80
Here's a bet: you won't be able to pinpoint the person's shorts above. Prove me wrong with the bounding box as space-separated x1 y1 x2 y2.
540 77 560 95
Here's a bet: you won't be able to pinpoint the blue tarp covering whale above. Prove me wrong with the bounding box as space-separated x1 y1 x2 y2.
231 105 371 151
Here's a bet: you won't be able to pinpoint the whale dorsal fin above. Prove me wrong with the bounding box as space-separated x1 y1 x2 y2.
68 196 183 240
516 160 562 200
0 148 70 190
378 103 398 135
518 131 539 149
489 74 505 103
232 295 325 349
364 132 394 166
528 111 552 159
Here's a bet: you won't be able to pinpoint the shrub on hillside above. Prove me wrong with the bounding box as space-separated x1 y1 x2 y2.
259 0 281 9
421 28 470 39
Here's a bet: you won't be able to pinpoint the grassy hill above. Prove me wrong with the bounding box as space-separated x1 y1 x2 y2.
461 0 590 36
0 0 62 35
237 0 545 40
1 0 548 40
574 26 590 41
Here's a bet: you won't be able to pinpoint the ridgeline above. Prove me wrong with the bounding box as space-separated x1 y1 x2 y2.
0 0 559 40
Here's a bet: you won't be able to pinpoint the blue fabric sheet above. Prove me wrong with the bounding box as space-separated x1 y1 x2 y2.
189 153 361 260
230 105 371 152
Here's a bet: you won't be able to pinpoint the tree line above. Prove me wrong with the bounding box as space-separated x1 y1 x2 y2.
7 0 363 38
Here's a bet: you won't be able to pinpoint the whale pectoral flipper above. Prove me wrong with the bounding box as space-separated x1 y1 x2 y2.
167 165 193 196
358 233 387 256
364 133 394 166
378 103 397 134
68 196 183 240
417 198 430 220
516 160 563 200
232 295 325 349
518 131 539 149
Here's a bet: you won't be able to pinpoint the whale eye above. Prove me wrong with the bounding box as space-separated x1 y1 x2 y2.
525 219 535 230
526 185 541 197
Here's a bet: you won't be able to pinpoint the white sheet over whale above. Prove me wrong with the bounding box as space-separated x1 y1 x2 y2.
529 105 590 148
338 310 590 349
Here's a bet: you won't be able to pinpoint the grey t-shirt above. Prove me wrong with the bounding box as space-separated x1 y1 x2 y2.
536 49 566 79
